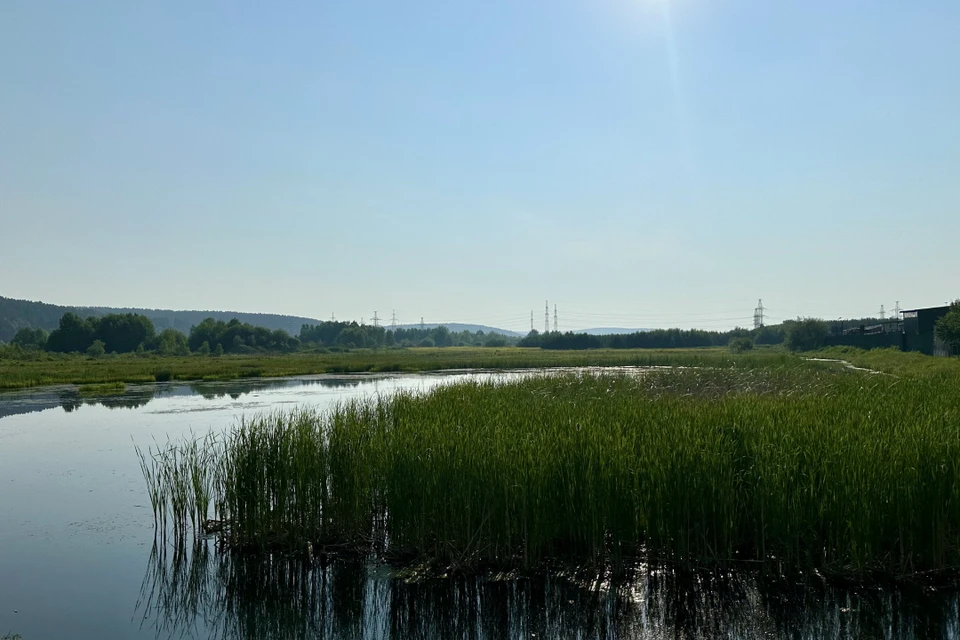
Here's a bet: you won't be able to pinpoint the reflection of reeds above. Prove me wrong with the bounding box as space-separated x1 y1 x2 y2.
136 541 958 639
140 368 960 576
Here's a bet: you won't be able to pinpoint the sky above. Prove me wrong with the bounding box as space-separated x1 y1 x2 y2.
2 0 958 332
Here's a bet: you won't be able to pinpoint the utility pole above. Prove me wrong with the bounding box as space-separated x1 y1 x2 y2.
391 310 398 330
753 299 765 329
372 311 380 328
545 300 550 334
554 304 559 334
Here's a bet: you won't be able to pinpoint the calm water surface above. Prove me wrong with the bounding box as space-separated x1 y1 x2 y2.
0 371 957 639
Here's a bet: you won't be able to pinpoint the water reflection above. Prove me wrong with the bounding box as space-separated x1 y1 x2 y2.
138 543 960 640
0 376 377 420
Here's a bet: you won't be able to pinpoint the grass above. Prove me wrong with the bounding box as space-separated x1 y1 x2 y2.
139 359 960 578
0 346 789 391
810 345 960 376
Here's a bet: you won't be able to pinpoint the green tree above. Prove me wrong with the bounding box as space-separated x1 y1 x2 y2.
729 337 754 353
214 343 224 356
94 313 156 353
197 340 211 356
11 327 48 349
157 328 190 356
47 312 97 353
784 318 828 352
87 339 106 358
935 301 960 351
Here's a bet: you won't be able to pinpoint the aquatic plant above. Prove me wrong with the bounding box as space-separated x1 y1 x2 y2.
139 364 960 577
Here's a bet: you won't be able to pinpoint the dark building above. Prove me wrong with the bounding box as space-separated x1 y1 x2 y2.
901 305 950 356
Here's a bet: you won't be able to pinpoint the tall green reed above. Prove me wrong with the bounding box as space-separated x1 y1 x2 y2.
140 365 960 576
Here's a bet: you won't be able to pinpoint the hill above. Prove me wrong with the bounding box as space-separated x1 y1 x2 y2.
391 323 524 337
0 295 322 342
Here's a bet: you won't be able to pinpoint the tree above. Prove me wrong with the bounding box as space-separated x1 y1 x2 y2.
11 327 48 349
94 313 155 353
87 339 106 358
197 341 211 356
784 318 828 352
157 328 190 356
214 343 224 356
729 337 754 353
935 301 960 351
46 313 96 353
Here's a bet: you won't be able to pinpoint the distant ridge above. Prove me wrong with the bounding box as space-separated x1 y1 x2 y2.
388 323 523 337
0 295 322 342
0 296 525 342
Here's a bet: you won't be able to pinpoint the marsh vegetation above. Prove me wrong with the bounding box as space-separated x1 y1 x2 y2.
139 361 960 579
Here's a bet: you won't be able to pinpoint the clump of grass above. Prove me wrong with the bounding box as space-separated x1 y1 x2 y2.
140 365 960 578
77 381 125 396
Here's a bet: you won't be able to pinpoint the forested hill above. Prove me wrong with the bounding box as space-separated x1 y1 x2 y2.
0 295 322 342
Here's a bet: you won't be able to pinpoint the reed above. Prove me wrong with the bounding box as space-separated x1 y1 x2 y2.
139 364 960 577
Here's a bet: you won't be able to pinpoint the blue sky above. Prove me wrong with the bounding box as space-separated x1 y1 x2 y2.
2 0 958 332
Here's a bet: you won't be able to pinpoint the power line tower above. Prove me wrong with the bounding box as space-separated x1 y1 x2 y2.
554 305 559 334
544 300 550 334
753 299 765 329
530 310 534 332
330 312 335 322
390 310 398 329
372 311 380 328
879 305 885 320
894 301 901 320
420 317 425 331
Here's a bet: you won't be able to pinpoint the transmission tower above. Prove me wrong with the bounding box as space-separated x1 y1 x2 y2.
753 299 765 329
879 305 885 320
331 312 335 322
545 300 550 333
894 301 901 320
554 305 559 334
391 310 398 329
372 311 380 328
530 310 534 332
420 317 425 331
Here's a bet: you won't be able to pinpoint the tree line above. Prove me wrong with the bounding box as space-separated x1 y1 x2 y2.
6 313 517 356
517 325 787 350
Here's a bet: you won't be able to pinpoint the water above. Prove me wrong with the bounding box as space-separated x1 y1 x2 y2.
0 372 957 639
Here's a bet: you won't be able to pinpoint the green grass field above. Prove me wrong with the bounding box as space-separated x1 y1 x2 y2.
0 346 791 391
140 353 960 579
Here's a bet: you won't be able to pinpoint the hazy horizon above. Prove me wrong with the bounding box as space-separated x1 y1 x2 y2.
3 1 958 332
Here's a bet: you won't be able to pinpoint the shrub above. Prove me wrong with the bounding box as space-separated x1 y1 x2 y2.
729 337 754 353
935 301 960 351
785 318 828 352
87 339 106 358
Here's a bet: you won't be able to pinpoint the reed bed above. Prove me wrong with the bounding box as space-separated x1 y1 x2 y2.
139 365 960 577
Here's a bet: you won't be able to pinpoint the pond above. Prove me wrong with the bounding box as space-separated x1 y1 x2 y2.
0 371 957 639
